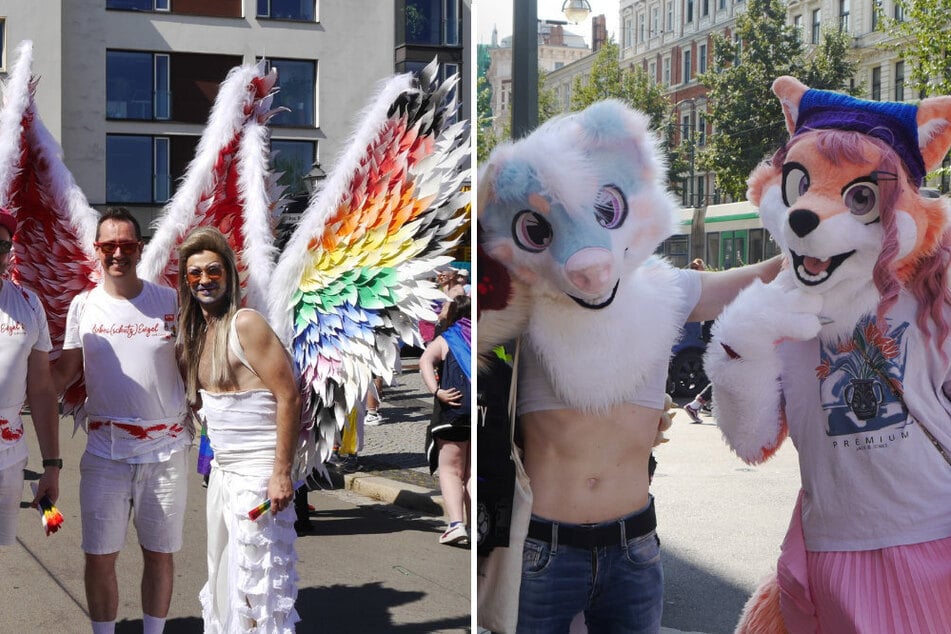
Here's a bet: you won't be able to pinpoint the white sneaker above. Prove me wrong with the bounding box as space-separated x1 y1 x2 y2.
439 523 469 545
365 411 385 426
683 401 703 424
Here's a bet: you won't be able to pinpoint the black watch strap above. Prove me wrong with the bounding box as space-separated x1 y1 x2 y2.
42 458 63 469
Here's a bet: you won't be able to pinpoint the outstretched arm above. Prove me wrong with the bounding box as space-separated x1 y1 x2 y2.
236 310 301 514
688 255 784 323
26 349 60 505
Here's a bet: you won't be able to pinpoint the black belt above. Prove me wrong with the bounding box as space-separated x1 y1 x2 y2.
527 498 657 549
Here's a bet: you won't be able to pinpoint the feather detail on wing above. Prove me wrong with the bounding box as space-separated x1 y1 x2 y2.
269 59 471 466
0 40 100 423
139 61 283 312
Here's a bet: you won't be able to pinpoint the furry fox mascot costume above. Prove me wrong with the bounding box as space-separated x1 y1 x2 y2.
705 76 951 632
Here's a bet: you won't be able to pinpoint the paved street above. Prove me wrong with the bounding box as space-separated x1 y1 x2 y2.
0 355 471 633
653 401 801 634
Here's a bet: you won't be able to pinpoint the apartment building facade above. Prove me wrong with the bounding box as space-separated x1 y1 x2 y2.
0 0 469 232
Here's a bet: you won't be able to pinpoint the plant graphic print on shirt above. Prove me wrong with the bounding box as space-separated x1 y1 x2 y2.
815 317 909 436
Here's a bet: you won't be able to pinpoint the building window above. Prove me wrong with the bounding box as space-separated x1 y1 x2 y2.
794 14 803 41
624 17 633 48
663 56 671 85
871 0 882 30
687 0 694 22
404 0 461 46
698 113 706 145
107 0 169 10
895 61 905 101
894 2 905 20
839 0 850 32
683 50 691 83
718 0 726 9
699 43 707 73
666 2 673 31
639 14 645 42
702 0 709 17
106 51 170 120
871 66 881 100
268 59 316 127
106 135 170 203
256 0 315 20
271 139 316 196
651 7 659 36
812 9 821 44
649 61 657 80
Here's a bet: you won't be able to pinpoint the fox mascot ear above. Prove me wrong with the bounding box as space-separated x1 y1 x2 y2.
772 75 951 180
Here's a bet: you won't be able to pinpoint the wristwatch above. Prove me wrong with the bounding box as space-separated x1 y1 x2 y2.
42 458 63 469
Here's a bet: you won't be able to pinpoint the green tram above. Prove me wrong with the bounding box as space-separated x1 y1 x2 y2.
657 201 782 270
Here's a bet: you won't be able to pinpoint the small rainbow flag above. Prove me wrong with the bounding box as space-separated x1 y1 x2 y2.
247 479 306 521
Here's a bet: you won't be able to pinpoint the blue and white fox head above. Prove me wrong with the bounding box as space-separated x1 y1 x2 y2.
478 100 678 309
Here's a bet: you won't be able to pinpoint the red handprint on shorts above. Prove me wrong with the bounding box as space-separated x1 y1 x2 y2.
0 418 24 442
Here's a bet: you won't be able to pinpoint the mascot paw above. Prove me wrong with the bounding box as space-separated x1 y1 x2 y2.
713 275 823 361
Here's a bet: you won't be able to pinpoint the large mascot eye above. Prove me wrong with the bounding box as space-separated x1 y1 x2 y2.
593 184 628 229
782 163 810 207
512 210 553 252
843 182 880 223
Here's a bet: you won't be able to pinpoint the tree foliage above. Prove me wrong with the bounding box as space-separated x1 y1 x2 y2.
570 40 671 132
699 0 858 199
881 0 951 96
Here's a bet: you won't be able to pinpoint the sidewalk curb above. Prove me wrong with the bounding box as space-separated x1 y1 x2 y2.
327 468 446 517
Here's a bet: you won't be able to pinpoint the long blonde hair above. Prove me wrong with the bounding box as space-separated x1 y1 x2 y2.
176 226 243 403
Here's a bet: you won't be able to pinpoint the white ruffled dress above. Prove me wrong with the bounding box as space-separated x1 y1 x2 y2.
198 388 299 633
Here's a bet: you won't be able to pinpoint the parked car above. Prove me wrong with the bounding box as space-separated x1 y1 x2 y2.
667 321 708 397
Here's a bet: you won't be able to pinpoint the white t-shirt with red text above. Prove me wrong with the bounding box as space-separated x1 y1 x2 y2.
64 282 188 463
0 281 52 469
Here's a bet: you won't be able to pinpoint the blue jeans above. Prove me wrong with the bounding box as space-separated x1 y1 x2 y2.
516 505 664 634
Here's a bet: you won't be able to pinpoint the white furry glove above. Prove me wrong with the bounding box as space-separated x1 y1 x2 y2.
704 274 823 463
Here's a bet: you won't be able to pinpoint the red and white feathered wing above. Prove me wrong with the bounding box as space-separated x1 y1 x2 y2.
139 61 284 311
0 40 100 419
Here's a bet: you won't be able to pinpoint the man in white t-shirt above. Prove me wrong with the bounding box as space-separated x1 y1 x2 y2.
54 208 189 634
0 208 61 545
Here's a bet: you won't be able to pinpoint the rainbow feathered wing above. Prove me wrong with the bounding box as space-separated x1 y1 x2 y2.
268 59 471 467
0 41 100 421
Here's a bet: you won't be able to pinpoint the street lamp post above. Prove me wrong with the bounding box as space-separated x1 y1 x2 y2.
511 0 590 139
512 0 538 139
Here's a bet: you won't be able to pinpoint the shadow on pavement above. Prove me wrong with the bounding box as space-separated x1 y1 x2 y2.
298 583 469 633
298 502 442 538
362 452 430 471
662 549 750 634
117 617 202 633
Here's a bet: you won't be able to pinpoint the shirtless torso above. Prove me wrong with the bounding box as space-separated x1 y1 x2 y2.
521 404 658 523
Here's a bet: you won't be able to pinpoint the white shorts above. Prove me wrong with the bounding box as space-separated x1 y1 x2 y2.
80 449 188 555
0 458 27 546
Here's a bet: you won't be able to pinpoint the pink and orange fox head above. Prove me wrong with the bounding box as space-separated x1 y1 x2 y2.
750 77 951 295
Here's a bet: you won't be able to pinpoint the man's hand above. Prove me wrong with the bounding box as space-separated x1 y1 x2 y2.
266 473 294 514
31 468 60 507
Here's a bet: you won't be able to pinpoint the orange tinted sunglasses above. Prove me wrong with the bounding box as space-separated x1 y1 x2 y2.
186 265 224 285
95 241 141 255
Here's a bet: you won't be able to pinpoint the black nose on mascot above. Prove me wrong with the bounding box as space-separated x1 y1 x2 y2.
789 209 820 238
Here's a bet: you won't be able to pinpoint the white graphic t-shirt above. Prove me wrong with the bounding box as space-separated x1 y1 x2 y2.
0 281 52 469
64 282 187 463
780 290 951 551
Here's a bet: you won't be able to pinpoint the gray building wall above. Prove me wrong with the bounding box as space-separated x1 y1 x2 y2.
0 0 393 210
